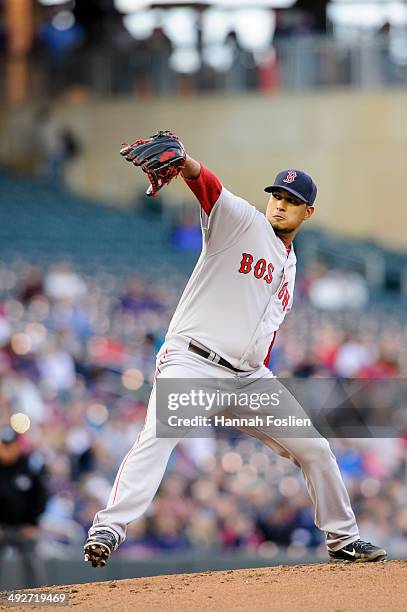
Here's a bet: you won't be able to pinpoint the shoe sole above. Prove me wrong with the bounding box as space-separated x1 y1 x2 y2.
83 542 112 568
329 551 387 563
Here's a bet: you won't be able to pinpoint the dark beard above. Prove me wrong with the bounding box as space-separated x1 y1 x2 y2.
272 223 294 236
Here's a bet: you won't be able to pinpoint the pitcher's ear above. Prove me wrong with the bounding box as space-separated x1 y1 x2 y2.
305 206 315 220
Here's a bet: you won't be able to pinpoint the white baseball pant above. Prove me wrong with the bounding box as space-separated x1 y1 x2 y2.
90 338 359 551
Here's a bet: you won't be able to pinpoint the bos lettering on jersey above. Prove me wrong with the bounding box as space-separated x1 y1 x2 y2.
238 253 290 311
238 253 275 284
277 274 291 312
167 167 297 370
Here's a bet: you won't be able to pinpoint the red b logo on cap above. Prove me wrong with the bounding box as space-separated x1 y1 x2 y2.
283 171 297 184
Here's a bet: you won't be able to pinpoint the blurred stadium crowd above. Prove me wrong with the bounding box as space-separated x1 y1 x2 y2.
3 0 407 103
0 256 406 562
33 1 407 94
1 0 407 577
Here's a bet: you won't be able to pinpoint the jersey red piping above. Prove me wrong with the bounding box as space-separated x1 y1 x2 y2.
264 331 277 368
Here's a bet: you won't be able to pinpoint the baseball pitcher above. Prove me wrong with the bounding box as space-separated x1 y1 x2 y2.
84 132 386 566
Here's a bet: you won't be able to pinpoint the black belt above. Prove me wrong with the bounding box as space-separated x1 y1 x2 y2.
188 340 245 373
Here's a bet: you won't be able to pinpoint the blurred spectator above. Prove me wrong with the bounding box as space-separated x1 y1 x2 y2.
1 369 45 425
170 209 202 252
308 269 369 311
148 28 174 95
0 427 48 588
37 8 86 96
18 266 45 305
186 510 218 550
37 337 76 397
44 263 87 302
34 108 81 184
334 335 375 377
220 512 261 551
0 306 11 348
223 32 248 92
149 514 189 551
255 500 298 547
117 518 155 559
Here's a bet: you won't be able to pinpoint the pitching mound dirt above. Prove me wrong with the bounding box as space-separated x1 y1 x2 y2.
1 560 406 611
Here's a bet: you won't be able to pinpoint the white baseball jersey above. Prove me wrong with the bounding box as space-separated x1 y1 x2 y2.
165 166 296 370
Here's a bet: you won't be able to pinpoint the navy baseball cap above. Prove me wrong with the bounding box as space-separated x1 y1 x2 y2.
264 169 317 205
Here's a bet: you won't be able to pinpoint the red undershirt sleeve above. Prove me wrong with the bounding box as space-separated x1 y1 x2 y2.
183 165 222 216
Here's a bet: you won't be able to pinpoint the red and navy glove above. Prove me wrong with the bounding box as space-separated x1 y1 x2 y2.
120 130 186 197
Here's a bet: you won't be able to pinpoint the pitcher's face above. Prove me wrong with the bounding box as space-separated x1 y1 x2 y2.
266 188 314 234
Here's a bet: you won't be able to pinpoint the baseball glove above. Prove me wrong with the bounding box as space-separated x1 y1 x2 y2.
120 130 186 197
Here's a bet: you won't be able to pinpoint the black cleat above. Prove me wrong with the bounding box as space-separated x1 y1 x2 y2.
83 530 118 568
329 539 387 563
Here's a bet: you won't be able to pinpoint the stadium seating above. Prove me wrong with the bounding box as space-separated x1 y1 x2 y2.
0 171 197 277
